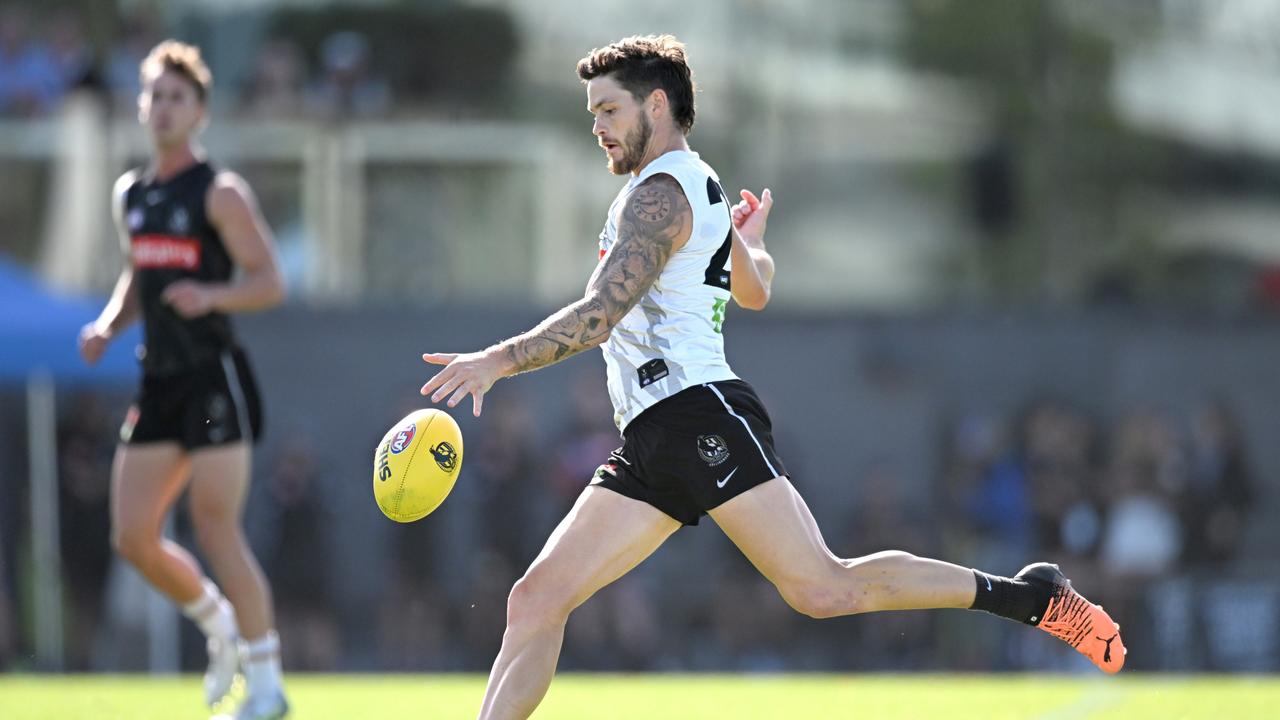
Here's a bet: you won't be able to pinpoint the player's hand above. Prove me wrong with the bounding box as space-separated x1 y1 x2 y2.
420 350 504 417
77 322 110 365
730 188 773 249
162 280 215 318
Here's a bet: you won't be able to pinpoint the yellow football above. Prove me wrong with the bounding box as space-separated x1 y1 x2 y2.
373 408 463 522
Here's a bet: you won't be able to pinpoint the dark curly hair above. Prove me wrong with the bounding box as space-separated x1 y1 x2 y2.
577 34 695 135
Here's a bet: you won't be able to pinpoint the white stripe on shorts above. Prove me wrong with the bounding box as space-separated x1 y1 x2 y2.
703 382 779 477
219 351 253 442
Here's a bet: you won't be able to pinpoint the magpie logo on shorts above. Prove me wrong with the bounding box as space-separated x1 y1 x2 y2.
697 434 730 466
206 394 230 443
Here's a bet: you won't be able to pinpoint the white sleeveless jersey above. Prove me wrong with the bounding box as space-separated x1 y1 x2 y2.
598 150 738 431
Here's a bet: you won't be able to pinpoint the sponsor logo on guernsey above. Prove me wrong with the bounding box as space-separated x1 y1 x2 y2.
389 422 416 454
131 235 201 269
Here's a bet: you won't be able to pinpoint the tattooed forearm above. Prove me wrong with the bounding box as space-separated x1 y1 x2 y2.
496 174 691 376
503 296 610 374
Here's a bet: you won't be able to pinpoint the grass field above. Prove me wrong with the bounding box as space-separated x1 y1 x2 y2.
0 674 1276 719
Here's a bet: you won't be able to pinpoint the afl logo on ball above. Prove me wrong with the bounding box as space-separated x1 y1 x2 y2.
431 441 459 473
389 422 416 454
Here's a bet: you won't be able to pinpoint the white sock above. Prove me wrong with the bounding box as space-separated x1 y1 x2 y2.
243 631 284 697
181 579 238 641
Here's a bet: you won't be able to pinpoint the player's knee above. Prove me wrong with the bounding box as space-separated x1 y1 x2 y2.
781 583 859 619
111 525 155 566
190 510 240 548
506 573 574 629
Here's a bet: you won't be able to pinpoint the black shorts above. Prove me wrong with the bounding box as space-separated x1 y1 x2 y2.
121 347 264 449
594 379 788 526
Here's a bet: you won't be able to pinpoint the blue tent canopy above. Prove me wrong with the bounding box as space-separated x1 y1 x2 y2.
0 254 140 383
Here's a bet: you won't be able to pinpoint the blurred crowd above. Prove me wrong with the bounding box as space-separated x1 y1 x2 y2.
0 4 392 120
0 376 1263 675
937 397 1257 671
0 6 96 116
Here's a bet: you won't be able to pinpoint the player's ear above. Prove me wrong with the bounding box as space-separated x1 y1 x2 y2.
647 88 667 120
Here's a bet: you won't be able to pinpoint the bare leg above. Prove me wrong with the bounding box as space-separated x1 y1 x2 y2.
110 443 203 603
709 477 975 618
478 486 680 720
711 476 1126 672
188 442 272 641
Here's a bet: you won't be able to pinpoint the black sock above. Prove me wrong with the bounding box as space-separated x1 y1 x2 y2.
969 569 1051 625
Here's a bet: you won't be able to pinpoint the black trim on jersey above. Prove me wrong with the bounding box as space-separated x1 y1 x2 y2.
703 228 732 290
706 176 726 205
703 177 732 290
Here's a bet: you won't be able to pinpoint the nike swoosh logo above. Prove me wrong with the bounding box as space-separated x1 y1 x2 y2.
985 576 993 592
716 467 739 489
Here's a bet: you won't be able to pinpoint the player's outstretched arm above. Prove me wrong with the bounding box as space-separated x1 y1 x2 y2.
729 188 774 310
421 173 692 416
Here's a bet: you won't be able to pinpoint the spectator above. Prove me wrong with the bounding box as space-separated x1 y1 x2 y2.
1182 398 1253 568
0 529 12 668
546 373 618 518
47 10 96 92
257 432 340 671
1099 410 1186 579
306 31 391 120
242 39 307 119
103 9 158 111
1024 402 1101 559
0 5 62 116
56 393 115 670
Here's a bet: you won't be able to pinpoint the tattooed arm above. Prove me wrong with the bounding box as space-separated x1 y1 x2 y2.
419 174 692 416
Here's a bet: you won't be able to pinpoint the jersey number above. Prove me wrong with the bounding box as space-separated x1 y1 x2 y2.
703 177 732 291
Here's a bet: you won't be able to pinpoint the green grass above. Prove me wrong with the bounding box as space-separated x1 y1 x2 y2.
0 674 1276 719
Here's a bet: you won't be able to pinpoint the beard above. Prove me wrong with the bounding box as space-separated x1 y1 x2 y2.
607 112 652 175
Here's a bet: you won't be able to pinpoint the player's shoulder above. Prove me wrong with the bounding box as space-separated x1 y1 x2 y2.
205 170 260 215
636 151 720 203
633 170 684 194
209 168 251 193
113 168 142 198
625 172 690 222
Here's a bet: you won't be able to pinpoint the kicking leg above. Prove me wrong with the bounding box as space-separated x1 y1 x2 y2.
709 477 1124 672
479 486 680 720
710 476 975 615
